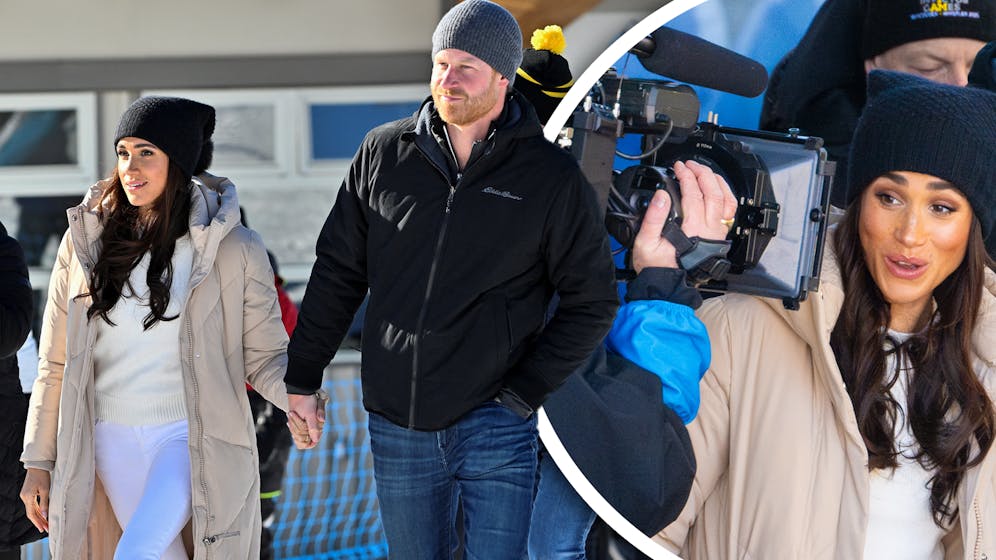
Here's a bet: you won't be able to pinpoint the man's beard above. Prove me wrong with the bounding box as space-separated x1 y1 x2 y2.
432 78 502 126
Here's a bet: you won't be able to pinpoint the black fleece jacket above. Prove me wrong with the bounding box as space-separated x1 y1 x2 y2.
286 93 618 430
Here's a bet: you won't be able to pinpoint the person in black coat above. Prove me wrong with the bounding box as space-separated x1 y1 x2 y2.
0 220 40 559
970 41 996 90
760 0 993 210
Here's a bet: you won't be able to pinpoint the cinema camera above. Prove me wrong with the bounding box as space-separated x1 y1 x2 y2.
563 67 836 309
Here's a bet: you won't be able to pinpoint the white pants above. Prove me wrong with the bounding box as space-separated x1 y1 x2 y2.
95 419 192 560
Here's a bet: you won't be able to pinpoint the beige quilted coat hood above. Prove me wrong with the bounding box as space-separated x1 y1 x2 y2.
22 174 290 559
658 235 996 560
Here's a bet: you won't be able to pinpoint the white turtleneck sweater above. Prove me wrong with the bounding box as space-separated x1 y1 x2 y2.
863 331 947 560
92 235 194 425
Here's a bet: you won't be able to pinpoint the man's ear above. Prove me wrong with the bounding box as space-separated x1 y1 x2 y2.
864 57 877 75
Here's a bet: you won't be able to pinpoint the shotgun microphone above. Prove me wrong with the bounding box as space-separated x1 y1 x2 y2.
631 27 768 98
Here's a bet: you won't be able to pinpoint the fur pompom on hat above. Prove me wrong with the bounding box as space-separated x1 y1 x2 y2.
848 70 996 256
861 0 995 59
530 24 566 55
516 25 575 124
432 0 523 85
114 96 216 182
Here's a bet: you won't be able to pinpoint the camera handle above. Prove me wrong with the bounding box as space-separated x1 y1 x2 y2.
660 221 732 283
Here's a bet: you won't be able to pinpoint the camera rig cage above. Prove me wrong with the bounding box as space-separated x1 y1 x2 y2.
563 70 836 309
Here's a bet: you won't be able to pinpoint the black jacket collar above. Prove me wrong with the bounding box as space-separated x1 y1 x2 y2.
406 91 544 182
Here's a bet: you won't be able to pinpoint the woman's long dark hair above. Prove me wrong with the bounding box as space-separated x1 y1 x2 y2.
85 162 192 330
830 201 995 527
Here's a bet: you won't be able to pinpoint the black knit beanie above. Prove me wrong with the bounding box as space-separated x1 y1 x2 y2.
432 0 523 85
861 0 995 59
848 70 996 256
516 25 575 125
969 40 996 89
114 96 216 182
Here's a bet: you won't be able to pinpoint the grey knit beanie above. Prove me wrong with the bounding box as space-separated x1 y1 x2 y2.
432 0 523 85
115 96 215 182
848 70 996 257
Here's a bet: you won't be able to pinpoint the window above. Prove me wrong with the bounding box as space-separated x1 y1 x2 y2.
0 92 98 195
142 89 293 177
300 85 427 175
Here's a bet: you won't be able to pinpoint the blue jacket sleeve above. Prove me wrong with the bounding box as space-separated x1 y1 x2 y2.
605 268 710 424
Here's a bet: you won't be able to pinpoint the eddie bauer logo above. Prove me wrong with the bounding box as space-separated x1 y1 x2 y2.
914 0 982 19
481 186 523 201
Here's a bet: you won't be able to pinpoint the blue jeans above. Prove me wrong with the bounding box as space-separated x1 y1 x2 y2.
528 450 596 559
368 401 538 560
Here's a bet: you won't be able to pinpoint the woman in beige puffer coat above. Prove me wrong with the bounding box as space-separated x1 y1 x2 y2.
20 96 311 559
658 71 996 559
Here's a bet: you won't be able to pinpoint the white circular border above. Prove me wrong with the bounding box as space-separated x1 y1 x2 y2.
538 1 707 558
543 0 708 142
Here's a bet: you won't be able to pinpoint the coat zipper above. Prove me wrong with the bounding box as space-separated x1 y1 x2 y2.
407 128 497 428
62 207 96 551
974 498 984 560
180 263 215 557
408 130 460 428
409 184 456 428
156 216 221 556
185 314 212 557
62 331 96 552
202 530 240 545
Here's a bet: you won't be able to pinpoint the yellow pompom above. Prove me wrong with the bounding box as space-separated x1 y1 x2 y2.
530 25 566 55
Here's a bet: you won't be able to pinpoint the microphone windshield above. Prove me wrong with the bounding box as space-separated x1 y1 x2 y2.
634 27 768 98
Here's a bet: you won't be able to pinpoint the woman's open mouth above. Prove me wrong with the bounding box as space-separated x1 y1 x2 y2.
885 255 927 280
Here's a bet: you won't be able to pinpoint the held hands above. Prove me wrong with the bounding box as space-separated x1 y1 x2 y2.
632 160 738 273
19 467 50 533
286 391 328 450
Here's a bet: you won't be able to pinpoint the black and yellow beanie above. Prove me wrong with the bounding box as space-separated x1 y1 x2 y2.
848 70 996 256
516 25 575 124
114 96 215 182
861 0 995 59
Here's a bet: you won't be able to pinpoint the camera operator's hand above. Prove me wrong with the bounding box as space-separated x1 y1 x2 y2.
632 160 737 272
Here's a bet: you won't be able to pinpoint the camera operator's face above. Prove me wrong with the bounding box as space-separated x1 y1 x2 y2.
864 37 985 86
858 171 973 332
431 49 507 126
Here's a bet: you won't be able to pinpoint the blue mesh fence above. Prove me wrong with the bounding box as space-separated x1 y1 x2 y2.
273 361 387 559
22 359 388 560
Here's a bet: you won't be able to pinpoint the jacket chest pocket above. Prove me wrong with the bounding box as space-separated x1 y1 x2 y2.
458 194 539 250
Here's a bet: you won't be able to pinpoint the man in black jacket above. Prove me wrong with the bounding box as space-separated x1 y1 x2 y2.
284 0 618 557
